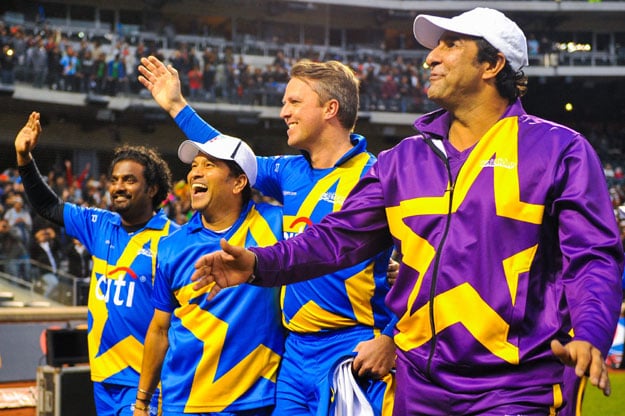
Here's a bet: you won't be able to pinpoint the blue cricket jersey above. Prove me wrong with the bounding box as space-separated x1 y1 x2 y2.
175 105 396 337
63 204 178 386
153 201 285 413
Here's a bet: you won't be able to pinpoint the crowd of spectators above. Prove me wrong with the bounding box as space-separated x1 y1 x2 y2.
2 15 622 115
1 21 140 96
0 19 435 113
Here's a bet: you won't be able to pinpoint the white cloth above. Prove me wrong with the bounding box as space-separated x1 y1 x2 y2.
332 357 374 416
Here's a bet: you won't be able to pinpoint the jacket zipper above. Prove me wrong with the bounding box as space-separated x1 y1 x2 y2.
424 138 456 377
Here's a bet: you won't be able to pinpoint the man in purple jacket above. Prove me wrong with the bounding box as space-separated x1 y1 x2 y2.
190 8 623 415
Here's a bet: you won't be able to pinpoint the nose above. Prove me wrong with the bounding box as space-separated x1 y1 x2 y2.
189 160 208 180
188 166 202 180
279 102 290 120
109 178 124 192
425 46 441 69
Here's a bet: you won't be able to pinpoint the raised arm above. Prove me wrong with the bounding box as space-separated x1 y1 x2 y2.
137 55 188 118
137 55 221 142
15 112 65 226
15 111 42 167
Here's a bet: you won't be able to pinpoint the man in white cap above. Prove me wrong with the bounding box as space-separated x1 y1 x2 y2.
188 7 623 415
133 134 285 415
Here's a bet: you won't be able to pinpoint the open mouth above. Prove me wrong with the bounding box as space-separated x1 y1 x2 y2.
191 183 208 196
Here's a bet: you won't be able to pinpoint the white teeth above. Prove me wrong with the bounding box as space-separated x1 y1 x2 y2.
192 183 208 191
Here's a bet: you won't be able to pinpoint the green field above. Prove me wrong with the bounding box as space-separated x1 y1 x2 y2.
582 370 625 415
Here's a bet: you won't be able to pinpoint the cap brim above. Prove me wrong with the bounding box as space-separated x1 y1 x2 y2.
178 140 202 164
413 14 484 50
413 15 449 49
177 136 258 187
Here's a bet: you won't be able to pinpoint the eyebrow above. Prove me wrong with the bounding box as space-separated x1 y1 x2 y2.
110 173 138 180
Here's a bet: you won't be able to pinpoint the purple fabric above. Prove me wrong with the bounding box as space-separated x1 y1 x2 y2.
250 99 623 411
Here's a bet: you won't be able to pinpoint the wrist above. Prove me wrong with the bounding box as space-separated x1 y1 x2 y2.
136 387 153 404
16 152 32 167
133 402 150 413
169 99 188 118
247 252 258 283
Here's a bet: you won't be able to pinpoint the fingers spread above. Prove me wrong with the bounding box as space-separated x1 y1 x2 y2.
137 75 151 89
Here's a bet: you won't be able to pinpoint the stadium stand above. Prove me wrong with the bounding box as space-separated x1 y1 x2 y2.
0 0 624 299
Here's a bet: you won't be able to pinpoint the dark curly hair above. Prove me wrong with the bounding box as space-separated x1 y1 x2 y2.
108 145 172 209
476 38 528 104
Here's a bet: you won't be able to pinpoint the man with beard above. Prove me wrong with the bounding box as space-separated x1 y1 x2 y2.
15 111 179 416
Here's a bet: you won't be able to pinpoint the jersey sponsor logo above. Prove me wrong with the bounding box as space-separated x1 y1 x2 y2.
95 266 144 308
481 157 517 169
289 216 313 229
137 248 154 258
284 216 312 240
320 191 345 205
108 266 138 279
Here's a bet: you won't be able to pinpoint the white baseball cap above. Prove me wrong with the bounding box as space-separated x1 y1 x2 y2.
413 7 529 72
178 134 257 186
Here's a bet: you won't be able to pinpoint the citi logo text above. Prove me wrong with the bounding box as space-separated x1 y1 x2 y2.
96 267 144 307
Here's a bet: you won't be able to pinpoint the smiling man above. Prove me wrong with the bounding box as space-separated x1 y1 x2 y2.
138 56 397 415
133 134 284 415
15 111 179 416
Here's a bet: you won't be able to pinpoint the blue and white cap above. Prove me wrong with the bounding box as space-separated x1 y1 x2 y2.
178 134 257 186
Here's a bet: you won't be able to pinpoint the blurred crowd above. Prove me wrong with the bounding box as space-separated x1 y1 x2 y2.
0 160 192 303
0 20 435 113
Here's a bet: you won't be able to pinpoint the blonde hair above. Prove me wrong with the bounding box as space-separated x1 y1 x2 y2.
290 60 360 131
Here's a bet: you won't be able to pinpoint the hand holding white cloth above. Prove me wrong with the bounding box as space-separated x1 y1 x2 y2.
332 357 374 416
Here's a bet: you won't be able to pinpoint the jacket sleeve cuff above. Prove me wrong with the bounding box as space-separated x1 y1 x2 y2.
381 315 399 338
